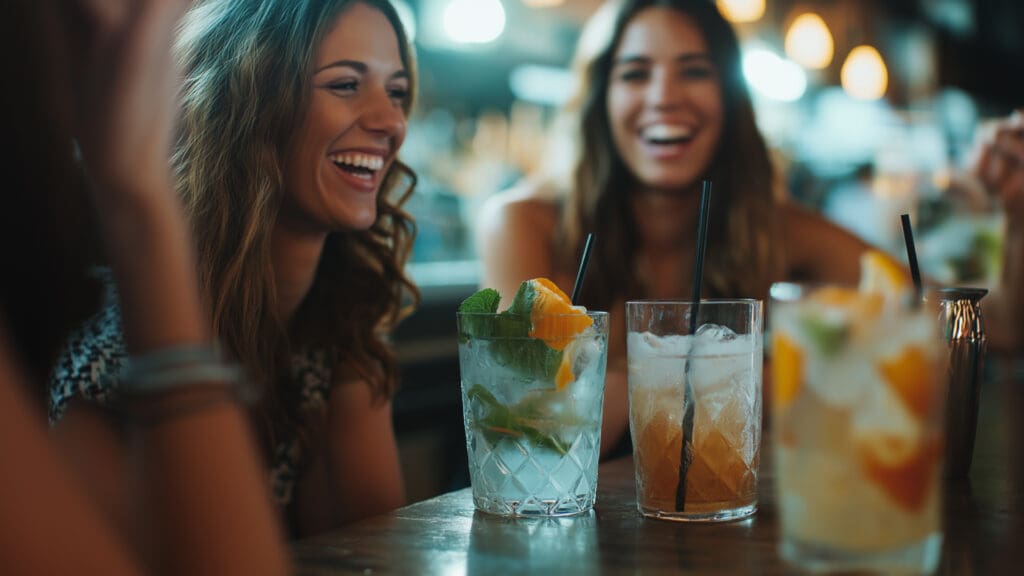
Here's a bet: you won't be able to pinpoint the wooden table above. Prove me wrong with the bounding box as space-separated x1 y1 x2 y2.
293 359 1024 575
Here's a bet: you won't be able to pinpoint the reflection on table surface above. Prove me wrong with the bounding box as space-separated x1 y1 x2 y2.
292 355 1024 575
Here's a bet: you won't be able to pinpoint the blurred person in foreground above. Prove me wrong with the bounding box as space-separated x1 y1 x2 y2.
1 0 286 573
477 0 1024 456
49 0 419 538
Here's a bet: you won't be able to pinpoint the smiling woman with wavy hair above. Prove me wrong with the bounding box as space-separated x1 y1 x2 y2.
50 0 419 537
477 0 886 457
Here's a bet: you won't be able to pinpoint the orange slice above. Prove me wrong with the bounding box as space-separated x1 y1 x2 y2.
878 345 936 419
527 277 593 351
512 277 594 391
554 356 575 390
857 434 940 512
771 331 804 410
809 286 883 319
859 249 912 304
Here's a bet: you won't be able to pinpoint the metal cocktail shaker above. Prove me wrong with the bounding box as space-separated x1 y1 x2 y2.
935 287 988 479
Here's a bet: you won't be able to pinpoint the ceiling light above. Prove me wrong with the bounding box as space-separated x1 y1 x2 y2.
841 45 888 100
443 0 506 44
785 13 834 69
716 0 766 23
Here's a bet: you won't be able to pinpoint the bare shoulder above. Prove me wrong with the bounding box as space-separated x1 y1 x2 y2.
780 201 835 230
779 201 870 284
476 181 562 296
477 182 561 240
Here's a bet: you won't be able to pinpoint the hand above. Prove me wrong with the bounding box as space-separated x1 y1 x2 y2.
973 110 1024 220
65 0 190 200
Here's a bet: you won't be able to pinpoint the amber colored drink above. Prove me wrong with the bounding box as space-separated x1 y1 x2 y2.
626 299 763 523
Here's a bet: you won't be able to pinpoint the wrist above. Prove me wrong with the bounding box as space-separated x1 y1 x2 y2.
117 343 257 426
120 343 245 394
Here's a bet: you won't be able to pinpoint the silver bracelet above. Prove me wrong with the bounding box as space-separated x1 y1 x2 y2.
120 343 248 398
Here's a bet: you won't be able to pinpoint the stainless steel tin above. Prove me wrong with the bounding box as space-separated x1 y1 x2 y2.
935 287 988 479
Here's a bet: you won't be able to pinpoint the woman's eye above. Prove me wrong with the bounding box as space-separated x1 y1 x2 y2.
681 66 715 80
617 68 649 83
388 86 409 101
328 80 358 93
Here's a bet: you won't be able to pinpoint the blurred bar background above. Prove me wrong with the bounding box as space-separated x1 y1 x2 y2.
384 0 1024 501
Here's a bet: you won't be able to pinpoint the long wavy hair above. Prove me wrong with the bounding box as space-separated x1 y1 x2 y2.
561 0 780 310
172 0 419 453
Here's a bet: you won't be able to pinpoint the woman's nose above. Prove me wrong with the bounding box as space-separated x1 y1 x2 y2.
645 69 682 111
360 88 406 136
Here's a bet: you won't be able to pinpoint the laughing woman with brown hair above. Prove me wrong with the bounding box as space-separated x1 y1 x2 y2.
50 0 420 538
478 0 1024 457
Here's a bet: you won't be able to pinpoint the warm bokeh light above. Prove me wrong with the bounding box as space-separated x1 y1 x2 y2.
716 0 766 23
443 0 506 44
785 13 834 69
841 45 889 100
522 0 565 7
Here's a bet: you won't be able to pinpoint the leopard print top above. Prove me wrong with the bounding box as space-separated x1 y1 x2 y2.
48 279 335 510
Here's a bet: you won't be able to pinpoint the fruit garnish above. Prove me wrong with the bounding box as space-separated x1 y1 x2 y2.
771 331 804 409
508 278 593 352
810 286 884 319
857 434 940 512
858 249 912 306
798 314 849 357
458 287 501 314
878 345 936 418
852 377 937 511
466 385 573 455
798 286 883 358
459 278 591 390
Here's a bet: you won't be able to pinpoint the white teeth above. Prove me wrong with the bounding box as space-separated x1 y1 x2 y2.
642 124 693 141
329 153 385 171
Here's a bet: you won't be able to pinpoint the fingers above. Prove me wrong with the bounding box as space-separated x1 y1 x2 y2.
974 110 1024 215
74 0 129 37
69 0 191 196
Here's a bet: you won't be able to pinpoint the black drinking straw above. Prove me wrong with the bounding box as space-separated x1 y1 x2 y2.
570 233 594 306
676 179 713 511
900 214 924 303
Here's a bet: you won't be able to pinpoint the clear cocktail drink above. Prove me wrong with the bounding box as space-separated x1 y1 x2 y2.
458 310 609 517
770 282 945 573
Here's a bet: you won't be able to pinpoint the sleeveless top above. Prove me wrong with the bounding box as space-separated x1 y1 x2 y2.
47 279 335 510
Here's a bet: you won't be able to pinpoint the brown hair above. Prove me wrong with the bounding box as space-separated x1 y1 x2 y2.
562 0 779 310
173 0 418 452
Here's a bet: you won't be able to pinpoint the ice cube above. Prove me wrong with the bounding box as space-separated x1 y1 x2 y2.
804 349 870 408
695 323 738 344
628 331 692 357
627 332 692 391
572 337 601 376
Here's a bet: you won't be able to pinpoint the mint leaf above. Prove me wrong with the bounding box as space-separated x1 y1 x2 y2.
458 289 502 343
506 280 535 315
458 281 565 382
466 384 570 455
799 315 849 357
459 288 501 314
491 337 563 381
